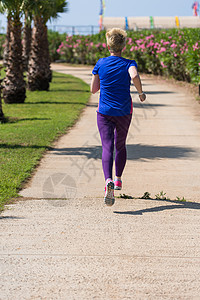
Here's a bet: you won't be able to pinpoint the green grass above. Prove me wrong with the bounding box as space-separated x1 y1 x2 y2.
0 72 90 211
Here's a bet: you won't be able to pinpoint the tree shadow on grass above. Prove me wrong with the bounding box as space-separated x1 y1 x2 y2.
49 89 90 93
0 143 47 150
5 117 51 124
113 198 200 215
24 101 87 105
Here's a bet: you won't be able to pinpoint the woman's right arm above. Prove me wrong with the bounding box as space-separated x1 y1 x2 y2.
90 74 100 94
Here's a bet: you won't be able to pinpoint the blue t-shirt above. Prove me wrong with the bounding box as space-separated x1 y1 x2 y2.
92 56 137 116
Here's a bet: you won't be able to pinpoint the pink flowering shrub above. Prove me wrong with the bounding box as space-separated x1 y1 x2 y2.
55 28 200 84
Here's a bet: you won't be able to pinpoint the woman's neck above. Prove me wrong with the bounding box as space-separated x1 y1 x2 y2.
110 52 122 57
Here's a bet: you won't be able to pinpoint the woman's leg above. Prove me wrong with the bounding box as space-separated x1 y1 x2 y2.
97 113 115 180
114 114 132 177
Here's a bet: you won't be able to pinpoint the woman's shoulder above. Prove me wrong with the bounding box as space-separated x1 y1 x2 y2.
121 57 137 64
121 57 138 68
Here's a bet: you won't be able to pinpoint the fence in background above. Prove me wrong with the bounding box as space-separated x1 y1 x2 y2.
47 25 99 35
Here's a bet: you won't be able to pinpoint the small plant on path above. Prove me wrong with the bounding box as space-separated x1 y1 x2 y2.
155 191 170 200
140 192 152 199
176 196 187 202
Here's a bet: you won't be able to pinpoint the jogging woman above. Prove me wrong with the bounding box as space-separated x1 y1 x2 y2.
91 28 146 206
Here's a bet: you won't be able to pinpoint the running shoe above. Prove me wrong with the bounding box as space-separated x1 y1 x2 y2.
114 179 122 190
104 179 115 206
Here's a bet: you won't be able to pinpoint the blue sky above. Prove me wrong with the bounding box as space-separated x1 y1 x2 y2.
0 0 197 30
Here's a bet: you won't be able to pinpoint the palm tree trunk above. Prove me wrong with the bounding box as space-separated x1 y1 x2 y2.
27 16 49 91
0 86 5 122
0 66 5 122
3 15 11 68
3 14 26 104
43 24 52 82
22 12 32 72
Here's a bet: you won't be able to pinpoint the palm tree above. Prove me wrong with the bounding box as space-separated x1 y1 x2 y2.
1 0 27 103
2 15 11 68
22 11 32 71
0 65 5 122
27 0 68 91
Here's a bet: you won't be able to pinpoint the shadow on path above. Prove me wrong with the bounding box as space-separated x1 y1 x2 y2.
50 143 197 161
131 91 175 95
113 198 200 215
0 216 25 220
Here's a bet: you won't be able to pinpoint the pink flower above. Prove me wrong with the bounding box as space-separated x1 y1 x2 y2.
171 43 177 49
90 42 94 46
140 44 146 50
198 63 200 66
147 40 154 48
193 43 199 51
56 49 60 53
163 41 170 45
102 43 106 48
154 42 160 49
128 38 133 45
159 47 166 53
130 46 134 52
161 61 167 68
168 36 172 39
135 46 138 50
174 53 177 57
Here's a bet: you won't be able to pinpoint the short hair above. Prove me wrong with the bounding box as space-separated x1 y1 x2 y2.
106 28 127 53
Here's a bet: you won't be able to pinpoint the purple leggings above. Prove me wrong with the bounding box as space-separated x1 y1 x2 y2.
97 112 132 180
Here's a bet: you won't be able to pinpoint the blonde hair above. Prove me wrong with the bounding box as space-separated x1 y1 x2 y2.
106 28 127 53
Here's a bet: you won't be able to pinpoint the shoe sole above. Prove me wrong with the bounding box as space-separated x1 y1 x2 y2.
104 181 115 206
114 186 122 190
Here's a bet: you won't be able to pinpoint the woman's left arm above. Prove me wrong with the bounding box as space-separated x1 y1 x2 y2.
90 74 100 94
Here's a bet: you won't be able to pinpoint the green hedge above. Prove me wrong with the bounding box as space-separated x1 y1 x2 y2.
54 28 200 84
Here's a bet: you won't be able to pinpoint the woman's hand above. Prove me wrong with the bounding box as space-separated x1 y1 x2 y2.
139 93 146 102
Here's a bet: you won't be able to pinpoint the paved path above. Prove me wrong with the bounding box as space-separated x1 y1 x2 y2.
1 65 200 299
